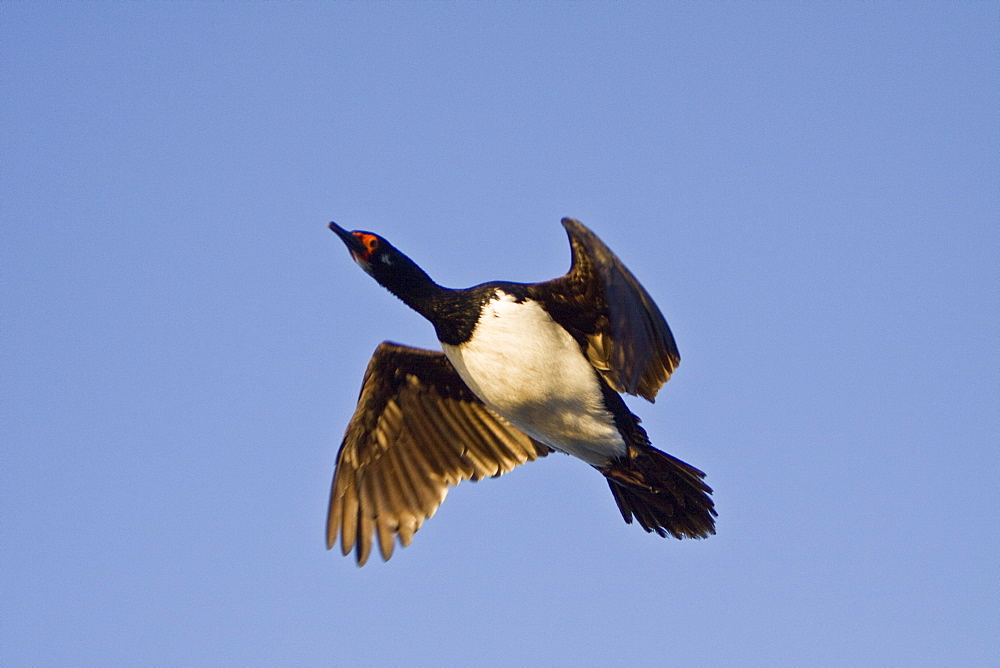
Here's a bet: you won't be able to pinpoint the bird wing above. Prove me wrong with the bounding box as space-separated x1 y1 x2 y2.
532 218 680 402
326 341 551 566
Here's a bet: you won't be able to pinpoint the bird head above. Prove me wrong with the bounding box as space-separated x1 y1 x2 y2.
328 221 393 275
328 221 438 301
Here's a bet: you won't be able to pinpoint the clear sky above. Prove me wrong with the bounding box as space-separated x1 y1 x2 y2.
3 3 997 665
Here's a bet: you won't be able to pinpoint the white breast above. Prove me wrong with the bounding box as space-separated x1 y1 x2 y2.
441 290 626 466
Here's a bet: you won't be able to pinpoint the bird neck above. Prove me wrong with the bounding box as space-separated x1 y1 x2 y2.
375 254 491 345
376 256 451 320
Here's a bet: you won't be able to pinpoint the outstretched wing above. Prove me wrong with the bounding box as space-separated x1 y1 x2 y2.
531 218 680 402
326 342 550 566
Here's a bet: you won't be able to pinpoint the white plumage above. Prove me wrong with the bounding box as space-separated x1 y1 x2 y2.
442 290 627 466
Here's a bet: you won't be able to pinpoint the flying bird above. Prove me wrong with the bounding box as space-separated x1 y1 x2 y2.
326 218 715 565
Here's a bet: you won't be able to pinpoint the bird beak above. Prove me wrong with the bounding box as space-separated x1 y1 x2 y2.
328 221 367 257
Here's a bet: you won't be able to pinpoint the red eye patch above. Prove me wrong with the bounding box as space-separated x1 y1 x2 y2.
351 232 379 261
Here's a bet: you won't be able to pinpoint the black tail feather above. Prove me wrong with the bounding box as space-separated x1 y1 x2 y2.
602 445 716 539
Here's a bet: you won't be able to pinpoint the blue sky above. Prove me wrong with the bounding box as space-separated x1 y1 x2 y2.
3 3 997 665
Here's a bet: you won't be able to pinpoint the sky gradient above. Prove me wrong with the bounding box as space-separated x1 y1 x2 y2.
3 3 997 665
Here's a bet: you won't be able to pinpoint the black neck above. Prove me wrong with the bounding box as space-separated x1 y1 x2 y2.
375 257 447 319
373 255 497 346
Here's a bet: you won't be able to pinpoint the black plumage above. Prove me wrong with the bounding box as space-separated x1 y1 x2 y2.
326 218 715 565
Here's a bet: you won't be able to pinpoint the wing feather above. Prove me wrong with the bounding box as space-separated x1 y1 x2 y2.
531 218 681 402
326 342 550 566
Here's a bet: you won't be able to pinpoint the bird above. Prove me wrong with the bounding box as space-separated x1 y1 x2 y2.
326 217 715 565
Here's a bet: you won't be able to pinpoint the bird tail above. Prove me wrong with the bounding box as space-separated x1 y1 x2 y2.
601 444 717 539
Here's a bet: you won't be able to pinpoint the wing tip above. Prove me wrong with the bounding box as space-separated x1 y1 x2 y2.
560 217 591 240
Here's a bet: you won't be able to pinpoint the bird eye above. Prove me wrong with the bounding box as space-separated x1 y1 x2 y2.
366 237 378 251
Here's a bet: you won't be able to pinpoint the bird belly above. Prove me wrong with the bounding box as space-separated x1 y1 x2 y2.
441 292 626 466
